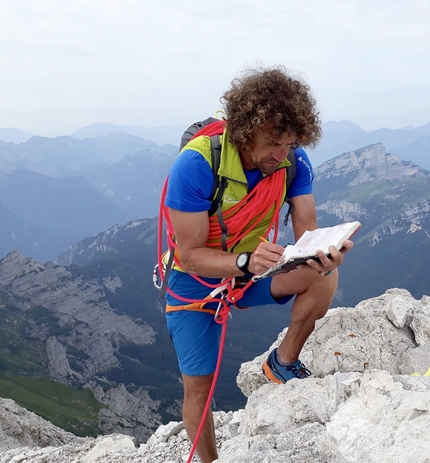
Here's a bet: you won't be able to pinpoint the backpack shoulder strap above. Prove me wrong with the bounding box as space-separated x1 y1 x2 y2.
208 135 227 217
286 148 297 192
283 148 297 226
179 117 228 218
208 135 228 250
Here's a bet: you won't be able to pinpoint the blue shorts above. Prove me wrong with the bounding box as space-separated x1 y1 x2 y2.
166 277 294 376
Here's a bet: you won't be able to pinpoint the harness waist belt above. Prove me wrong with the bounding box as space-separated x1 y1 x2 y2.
165 302 217 315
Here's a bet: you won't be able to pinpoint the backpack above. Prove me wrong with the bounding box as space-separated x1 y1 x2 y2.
179 117 297 222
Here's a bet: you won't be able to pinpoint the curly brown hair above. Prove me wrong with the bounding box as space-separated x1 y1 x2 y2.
221 65 321 153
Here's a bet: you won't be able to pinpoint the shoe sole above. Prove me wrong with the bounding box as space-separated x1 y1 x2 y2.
262 361 284 384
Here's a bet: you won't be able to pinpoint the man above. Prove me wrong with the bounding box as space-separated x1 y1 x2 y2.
163 66 353 463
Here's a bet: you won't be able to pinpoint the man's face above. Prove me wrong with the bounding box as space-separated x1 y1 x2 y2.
244 132 297 175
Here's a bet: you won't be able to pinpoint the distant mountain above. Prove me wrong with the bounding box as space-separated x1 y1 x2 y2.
0 201 82 262
57 217 159 267
70 122 184 147
0 169 130 236
70 119 430 170
311 143 430 305
388 134 430 170
0 128 34 143
62 150 175 219
310 120 430 170
0 132 176 176
0 137 175 261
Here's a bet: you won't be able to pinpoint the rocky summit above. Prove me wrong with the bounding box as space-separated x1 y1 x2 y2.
1 288 429 462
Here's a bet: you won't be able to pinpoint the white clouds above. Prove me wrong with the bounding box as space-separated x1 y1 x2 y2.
0 0 429 135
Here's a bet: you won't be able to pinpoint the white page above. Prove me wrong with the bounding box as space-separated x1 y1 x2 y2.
280 244 312 261
295 223 357 253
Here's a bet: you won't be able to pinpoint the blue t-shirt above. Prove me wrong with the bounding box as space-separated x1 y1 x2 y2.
165 147 315 305
166 147 314 213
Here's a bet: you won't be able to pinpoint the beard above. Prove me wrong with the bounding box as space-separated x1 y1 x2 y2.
248 155 280 175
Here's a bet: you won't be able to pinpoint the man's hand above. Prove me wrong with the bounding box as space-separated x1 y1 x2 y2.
249 241 285 274
302 239 354 275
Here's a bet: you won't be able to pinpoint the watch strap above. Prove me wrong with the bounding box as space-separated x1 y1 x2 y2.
236 252 252 274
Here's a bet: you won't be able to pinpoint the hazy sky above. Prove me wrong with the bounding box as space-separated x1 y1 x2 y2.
1 0 429 137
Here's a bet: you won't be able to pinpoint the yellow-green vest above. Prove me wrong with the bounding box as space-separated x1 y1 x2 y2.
182 129 290 253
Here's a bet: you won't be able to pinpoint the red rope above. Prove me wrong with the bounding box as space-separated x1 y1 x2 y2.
206 170 285 248
186 305 229 463
160 168 286 302
158 170 285 312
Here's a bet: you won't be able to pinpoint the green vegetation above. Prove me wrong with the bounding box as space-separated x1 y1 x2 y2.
335 179 392 203
330 177 430 206
0 373 102 437
0 305 48 376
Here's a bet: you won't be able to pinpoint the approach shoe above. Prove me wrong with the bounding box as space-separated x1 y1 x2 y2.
262 348 312 384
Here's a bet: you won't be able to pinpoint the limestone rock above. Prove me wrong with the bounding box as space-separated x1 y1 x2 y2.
89 383 162 443
399 344 430 375
2 289 430 462
237 288 423 397
0 398 85 453
321 372 430 463
46 336 78 383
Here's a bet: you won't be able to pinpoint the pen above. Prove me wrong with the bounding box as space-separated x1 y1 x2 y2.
258 236 269 243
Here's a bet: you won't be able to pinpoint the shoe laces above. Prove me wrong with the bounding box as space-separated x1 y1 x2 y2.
291 360 312 379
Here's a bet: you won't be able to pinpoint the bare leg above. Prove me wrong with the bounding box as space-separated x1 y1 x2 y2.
271 266 338 363
182 373 218 463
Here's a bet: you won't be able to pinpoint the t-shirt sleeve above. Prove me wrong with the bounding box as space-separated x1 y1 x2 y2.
165 149 214 212
287 148 315 198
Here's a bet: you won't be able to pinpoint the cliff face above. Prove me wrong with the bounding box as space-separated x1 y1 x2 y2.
314 143 430 236
0 250 163 441
1 288 430 462
315 142 425 184
0 251 155 382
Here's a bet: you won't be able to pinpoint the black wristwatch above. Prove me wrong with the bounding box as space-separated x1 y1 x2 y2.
236 252 252 274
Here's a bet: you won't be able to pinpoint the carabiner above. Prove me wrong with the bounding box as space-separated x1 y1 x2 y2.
152 264 162 290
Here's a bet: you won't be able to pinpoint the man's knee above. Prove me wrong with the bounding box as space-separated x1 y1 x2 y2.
183 373 214 404
271 266 338 299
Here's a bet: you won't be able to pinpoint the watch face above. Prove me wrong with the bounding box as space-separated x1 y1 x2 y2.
237 253 248 268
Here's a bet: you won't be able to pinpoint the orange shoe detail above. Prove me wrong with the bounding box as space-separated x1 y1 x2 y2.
262 360 283 384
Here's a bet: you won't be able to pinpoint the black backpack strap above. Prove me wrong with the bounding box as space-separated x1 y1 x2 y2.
208 135 228 250
283 148 297 226
208 135 227 216
286 147 297 192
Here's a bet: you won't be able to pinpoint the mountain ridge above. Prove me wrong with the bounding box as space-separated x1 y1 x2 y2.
2 119 430 169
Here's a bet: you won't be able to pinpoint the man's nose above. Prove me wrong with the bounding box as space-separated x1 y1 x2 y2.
272 147 289 162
